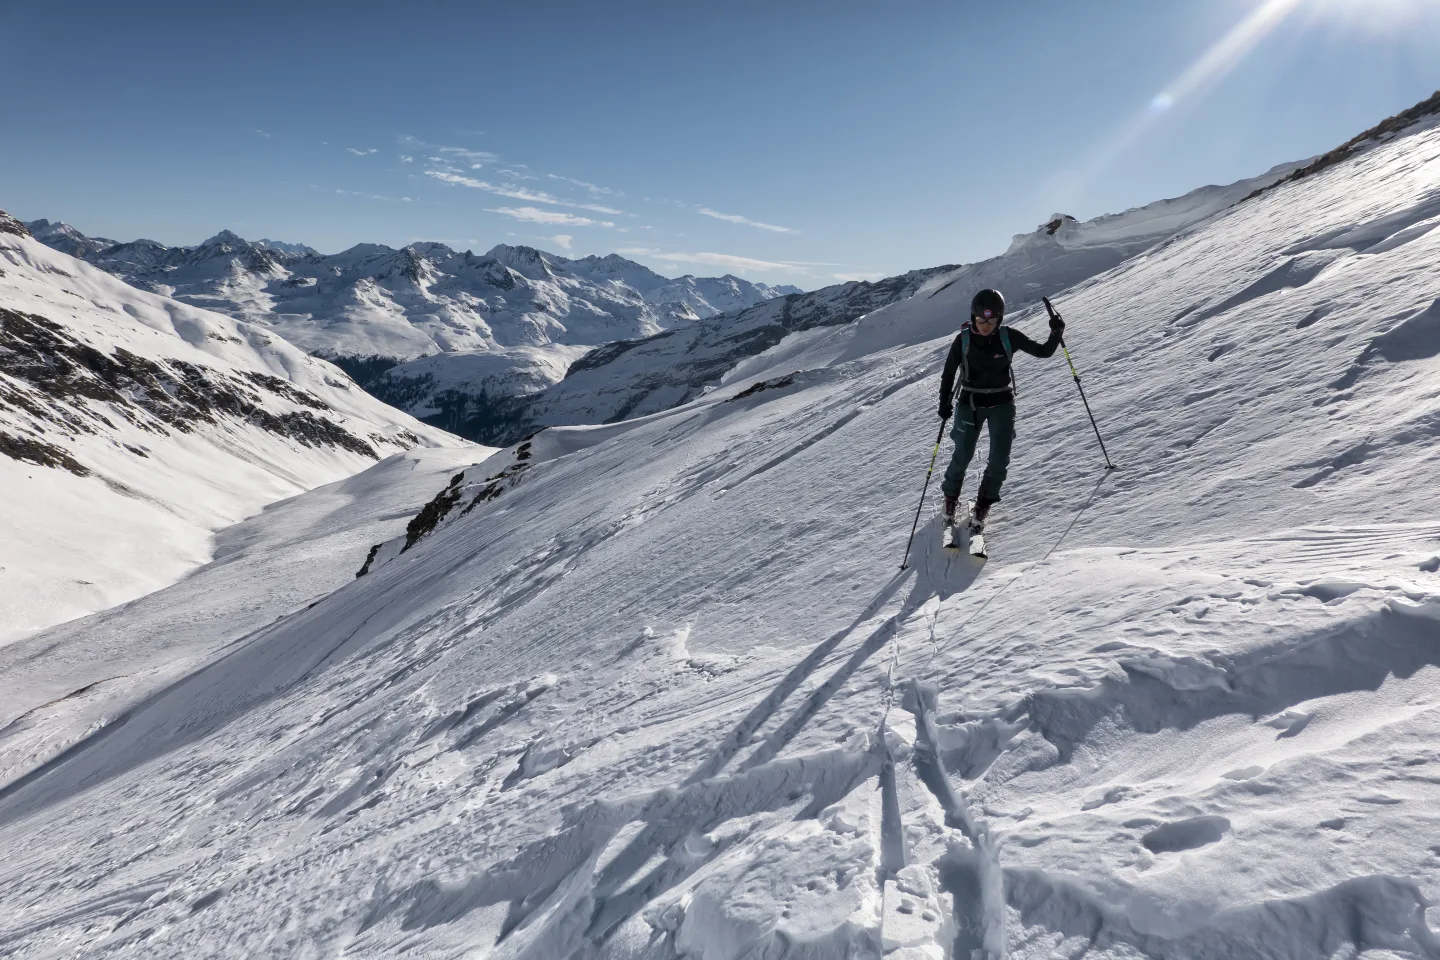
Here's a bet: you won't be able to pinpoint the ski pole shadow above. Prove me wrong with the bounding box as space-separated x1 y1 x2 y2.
683 567 908 786
1035 471 1110 566
555 563 943 947
571 532 995 948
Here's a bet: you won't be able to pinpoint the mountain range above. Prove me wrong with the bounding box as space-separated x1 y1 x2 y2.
0 211 464 642
26 157 1300 448
22 221 800 410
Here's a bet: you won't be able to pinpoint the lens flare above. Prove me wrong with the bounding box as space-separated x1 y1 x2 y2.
1063 0 1309 199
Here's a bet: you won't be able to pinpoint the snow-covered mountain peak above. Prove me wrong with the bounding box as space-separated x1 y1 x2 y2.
404 240 454 259
332 241 394 264
24 218 69 239
23 217 116 257
200 228 246 248
254 237 318 256
483 242 558 280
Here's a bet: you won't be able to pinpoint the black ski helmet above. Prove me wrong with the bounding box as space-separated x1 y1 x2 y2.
971 288 1005 321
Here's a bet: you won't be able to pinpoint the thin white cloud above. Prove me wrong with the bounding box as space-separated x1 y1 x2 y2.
427 170 623 215
399 155 414 163
615 248 797 274
489 206 615 227
548 173 614 196
697 207 795 234
833 271 886 282
335 189 415 202
548 234 574 250
256 129 272 138
346 147 378 156
438 145 498 163
500 168 538 180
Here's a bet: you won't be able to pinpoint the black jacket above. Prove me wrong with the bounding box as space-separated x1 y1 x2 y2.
939 324 1061 411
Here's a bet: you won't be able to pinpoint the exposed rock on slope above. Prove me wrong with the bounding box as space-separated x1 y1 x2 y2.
0 213 464 640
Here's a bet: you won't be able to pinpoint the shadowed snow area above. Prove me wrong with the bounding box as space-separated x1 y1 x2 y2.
3 106 1440 959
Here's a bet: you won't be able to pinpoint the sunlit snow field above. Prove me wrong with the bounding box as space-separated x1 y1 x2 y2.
2 111 1440 959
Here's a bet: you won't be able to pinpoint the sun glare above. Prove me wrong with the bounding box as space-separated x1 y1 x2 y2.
1079 0 1436 189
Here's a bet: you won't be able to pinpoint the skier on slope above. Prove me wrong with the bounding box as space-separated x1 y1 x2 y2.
937 288 1065 528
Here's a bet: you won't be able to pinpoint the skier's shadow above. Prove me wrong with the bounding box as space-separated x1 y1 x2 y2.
905 515 986 607
569 522 986 947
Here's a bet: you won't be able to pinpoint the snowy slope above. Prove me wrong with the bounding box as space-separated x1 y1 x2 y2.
0 213 465 642
2 95 1440 960
470 161 1300 446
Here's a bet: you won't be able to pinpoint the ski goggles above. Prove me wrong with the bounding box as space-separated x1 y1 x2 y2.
974 309 1000 322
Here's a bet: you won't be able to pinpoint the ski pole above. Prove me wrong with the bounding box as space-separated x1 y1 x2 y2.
1043 297 1116 471
900 419 948 570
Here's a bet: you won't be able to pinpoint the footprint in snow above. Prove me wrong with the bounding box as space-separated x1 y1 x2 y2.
1220 765 1265 781
1262 709 1312 739
1081 785 1136 811
1140 815 1231 854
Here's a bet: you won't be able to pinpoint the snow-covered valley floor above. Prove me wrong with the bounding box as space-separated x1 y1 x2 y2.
2 108 1440 959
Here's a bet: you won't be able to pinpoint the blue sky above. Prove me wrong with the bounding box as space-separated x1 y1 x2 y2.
5 0 1439 289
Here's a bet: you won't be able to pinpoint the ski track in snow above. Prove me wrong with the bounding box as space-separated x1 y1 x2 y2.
3 111 1440 958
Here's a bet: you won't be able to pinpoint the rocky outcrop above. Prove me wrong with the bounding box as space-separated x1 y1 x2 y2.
0 307 383 470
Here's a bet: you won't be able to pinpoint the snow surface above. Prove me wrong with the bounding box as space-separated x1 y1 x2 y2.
0 225 467 642
3 103 1440 960
485 161 1300 445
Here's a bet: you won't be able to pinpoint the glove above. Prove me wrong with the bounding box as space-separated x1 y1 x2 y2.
1049 314 1066 336
938 402 951 420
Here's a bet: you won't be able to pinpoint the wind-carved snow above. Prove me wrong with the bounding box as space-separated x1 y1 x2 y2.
2 96 1440 958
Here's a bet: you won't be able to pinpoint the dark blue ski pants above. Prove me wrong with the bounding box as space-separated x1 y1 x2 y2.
941 402 1015 504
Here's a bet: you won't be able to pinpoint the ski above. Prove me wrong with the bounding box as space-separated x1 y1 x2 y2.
965 501 988 558
943 519 964 551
